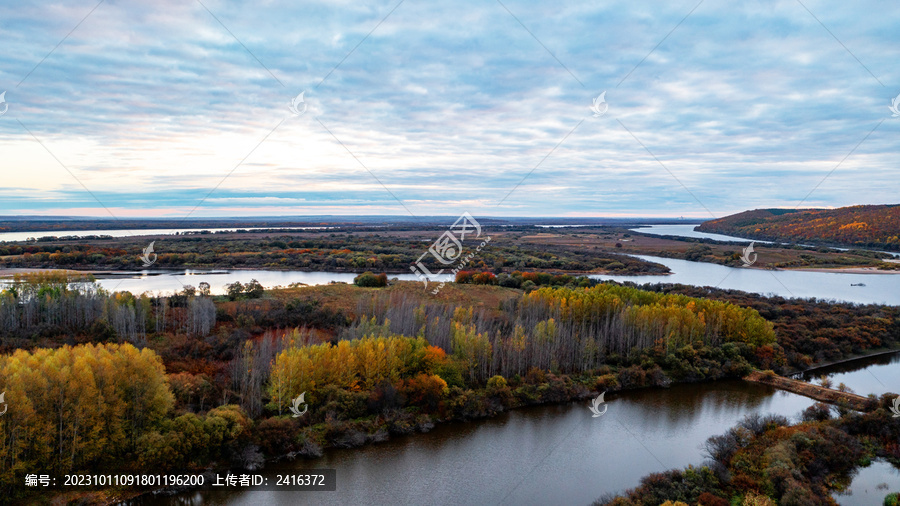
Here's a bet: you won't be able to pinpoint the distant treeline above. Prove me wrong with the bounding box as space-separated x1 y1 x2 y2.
0 234 667 274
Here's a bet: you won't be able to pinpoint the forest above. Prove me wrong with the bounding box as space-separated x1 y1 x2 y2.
0 269 898 502
0 271 783 501
697 204 900 250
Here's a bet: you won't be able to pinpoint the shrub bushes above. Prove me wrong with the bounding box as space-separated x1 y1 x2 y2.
353 271 388 287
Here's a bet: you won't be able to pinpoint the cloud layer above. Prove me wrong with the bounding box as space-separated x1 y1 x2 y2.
1 0 898 218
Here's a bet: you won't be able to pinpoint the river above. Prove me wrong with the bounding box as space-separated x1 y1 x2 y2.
631 224 900 258
129 352 900 506
77 270 441 296
589 255 900 306
131 382 814 506
5 225 894 504
24 250 897 306
795 351 900 398
4 223 898 305
629 224 774 244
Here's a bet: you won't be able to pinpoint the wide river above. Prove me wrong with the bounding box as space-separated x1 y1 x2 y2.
135 382 815 506
20 221 884 306
4 223 897 304
129 351 900 506
631 223 900 258
74 253 900 306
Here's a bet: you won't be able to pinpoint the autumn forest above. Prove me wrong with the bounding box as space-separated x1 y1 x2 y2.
0 212 899 505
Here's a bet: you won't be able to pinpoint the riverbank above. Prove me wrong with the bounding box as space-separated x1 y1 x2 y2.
119 375 759 506
43 354 896 504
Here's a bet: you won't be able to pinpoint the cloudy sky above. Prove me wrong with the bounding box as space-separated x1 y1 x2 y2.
1 0 898 219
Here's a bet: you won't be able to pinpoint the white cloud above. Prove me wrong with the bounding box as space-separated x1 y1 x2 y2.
0 0 898 217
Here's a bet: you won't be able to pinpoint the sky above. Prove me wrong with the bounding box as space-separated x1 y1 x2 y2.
0 0 898 220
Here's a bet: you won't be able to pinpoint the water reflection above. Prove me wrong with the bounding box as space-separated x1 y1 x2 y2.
835 460 900 506
591 255 900 306
132 381 813 506
796 351 900 398
23 254 898 306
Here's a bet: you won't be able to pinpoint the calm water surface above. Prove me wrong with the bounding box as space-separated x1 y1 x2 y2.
796 351 900 398
590 255 900 306
835 460 900 506
133 382 813 506
795 352 900 505
82 270 446 296
120 350 900 506
632 224 900 258
25 253 893 305
629 224 773 244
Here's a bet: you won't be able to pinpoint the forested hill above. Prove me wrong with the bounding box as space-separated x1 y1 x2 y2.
696 204 900 251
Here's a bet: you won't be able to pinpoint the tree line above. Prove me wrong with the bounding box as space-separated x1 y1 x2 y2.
0 273 216 345
0 232 668 274
271 284 776 394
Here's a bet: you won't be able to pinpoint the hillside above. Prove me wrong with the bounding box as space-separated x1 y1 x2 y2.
697 204 900 251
